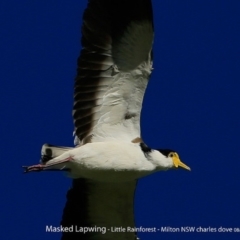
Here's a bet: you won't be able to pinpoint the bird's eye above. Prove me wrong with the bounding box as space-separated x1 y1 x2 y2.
169 153 175 158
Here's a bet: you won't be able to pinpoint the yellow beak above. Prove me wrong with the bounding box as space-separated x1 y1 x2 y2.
172 156 191 171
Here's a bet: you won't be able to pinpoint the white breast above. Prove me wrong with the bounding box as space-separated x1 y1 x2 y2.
59 142 156 181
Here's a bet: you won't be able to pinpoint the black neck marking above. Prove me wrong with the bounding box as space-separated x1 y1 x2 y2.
140 142 152 154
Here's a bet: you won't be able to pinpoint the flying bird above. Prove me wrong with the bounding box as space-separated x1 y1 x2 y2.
23 0 190 239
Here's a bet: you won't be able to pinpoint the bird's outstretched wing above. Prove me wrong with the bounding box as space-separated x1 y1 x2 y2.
61 1 154 239
73 0 154 145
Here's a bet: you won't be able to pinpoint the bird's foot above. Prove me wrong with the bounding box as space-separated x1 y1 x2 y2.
22 156 73 173
22 164 45 173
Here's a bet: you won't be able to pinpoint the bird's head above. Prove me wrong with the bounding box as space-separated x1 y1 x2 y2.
157 149 191 171
140 143 191 171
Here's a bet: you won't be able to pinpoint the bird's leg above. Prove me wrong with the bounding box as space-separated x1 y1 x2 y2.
22 157 73 173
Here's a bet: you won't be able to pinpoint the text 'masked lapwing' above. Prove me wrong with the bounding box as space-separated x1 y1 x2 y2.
23 0 190 239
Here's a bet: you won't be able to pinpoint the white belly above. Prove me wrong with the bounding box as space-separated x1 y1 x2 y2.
59 142 155 181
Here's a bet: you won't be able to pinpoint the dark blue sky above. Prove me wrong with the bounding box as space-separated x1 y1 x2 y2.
1 1 240 239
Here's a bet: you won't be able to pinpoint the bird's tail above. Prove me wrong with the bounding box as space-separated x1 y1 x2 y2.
41 144 73 163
